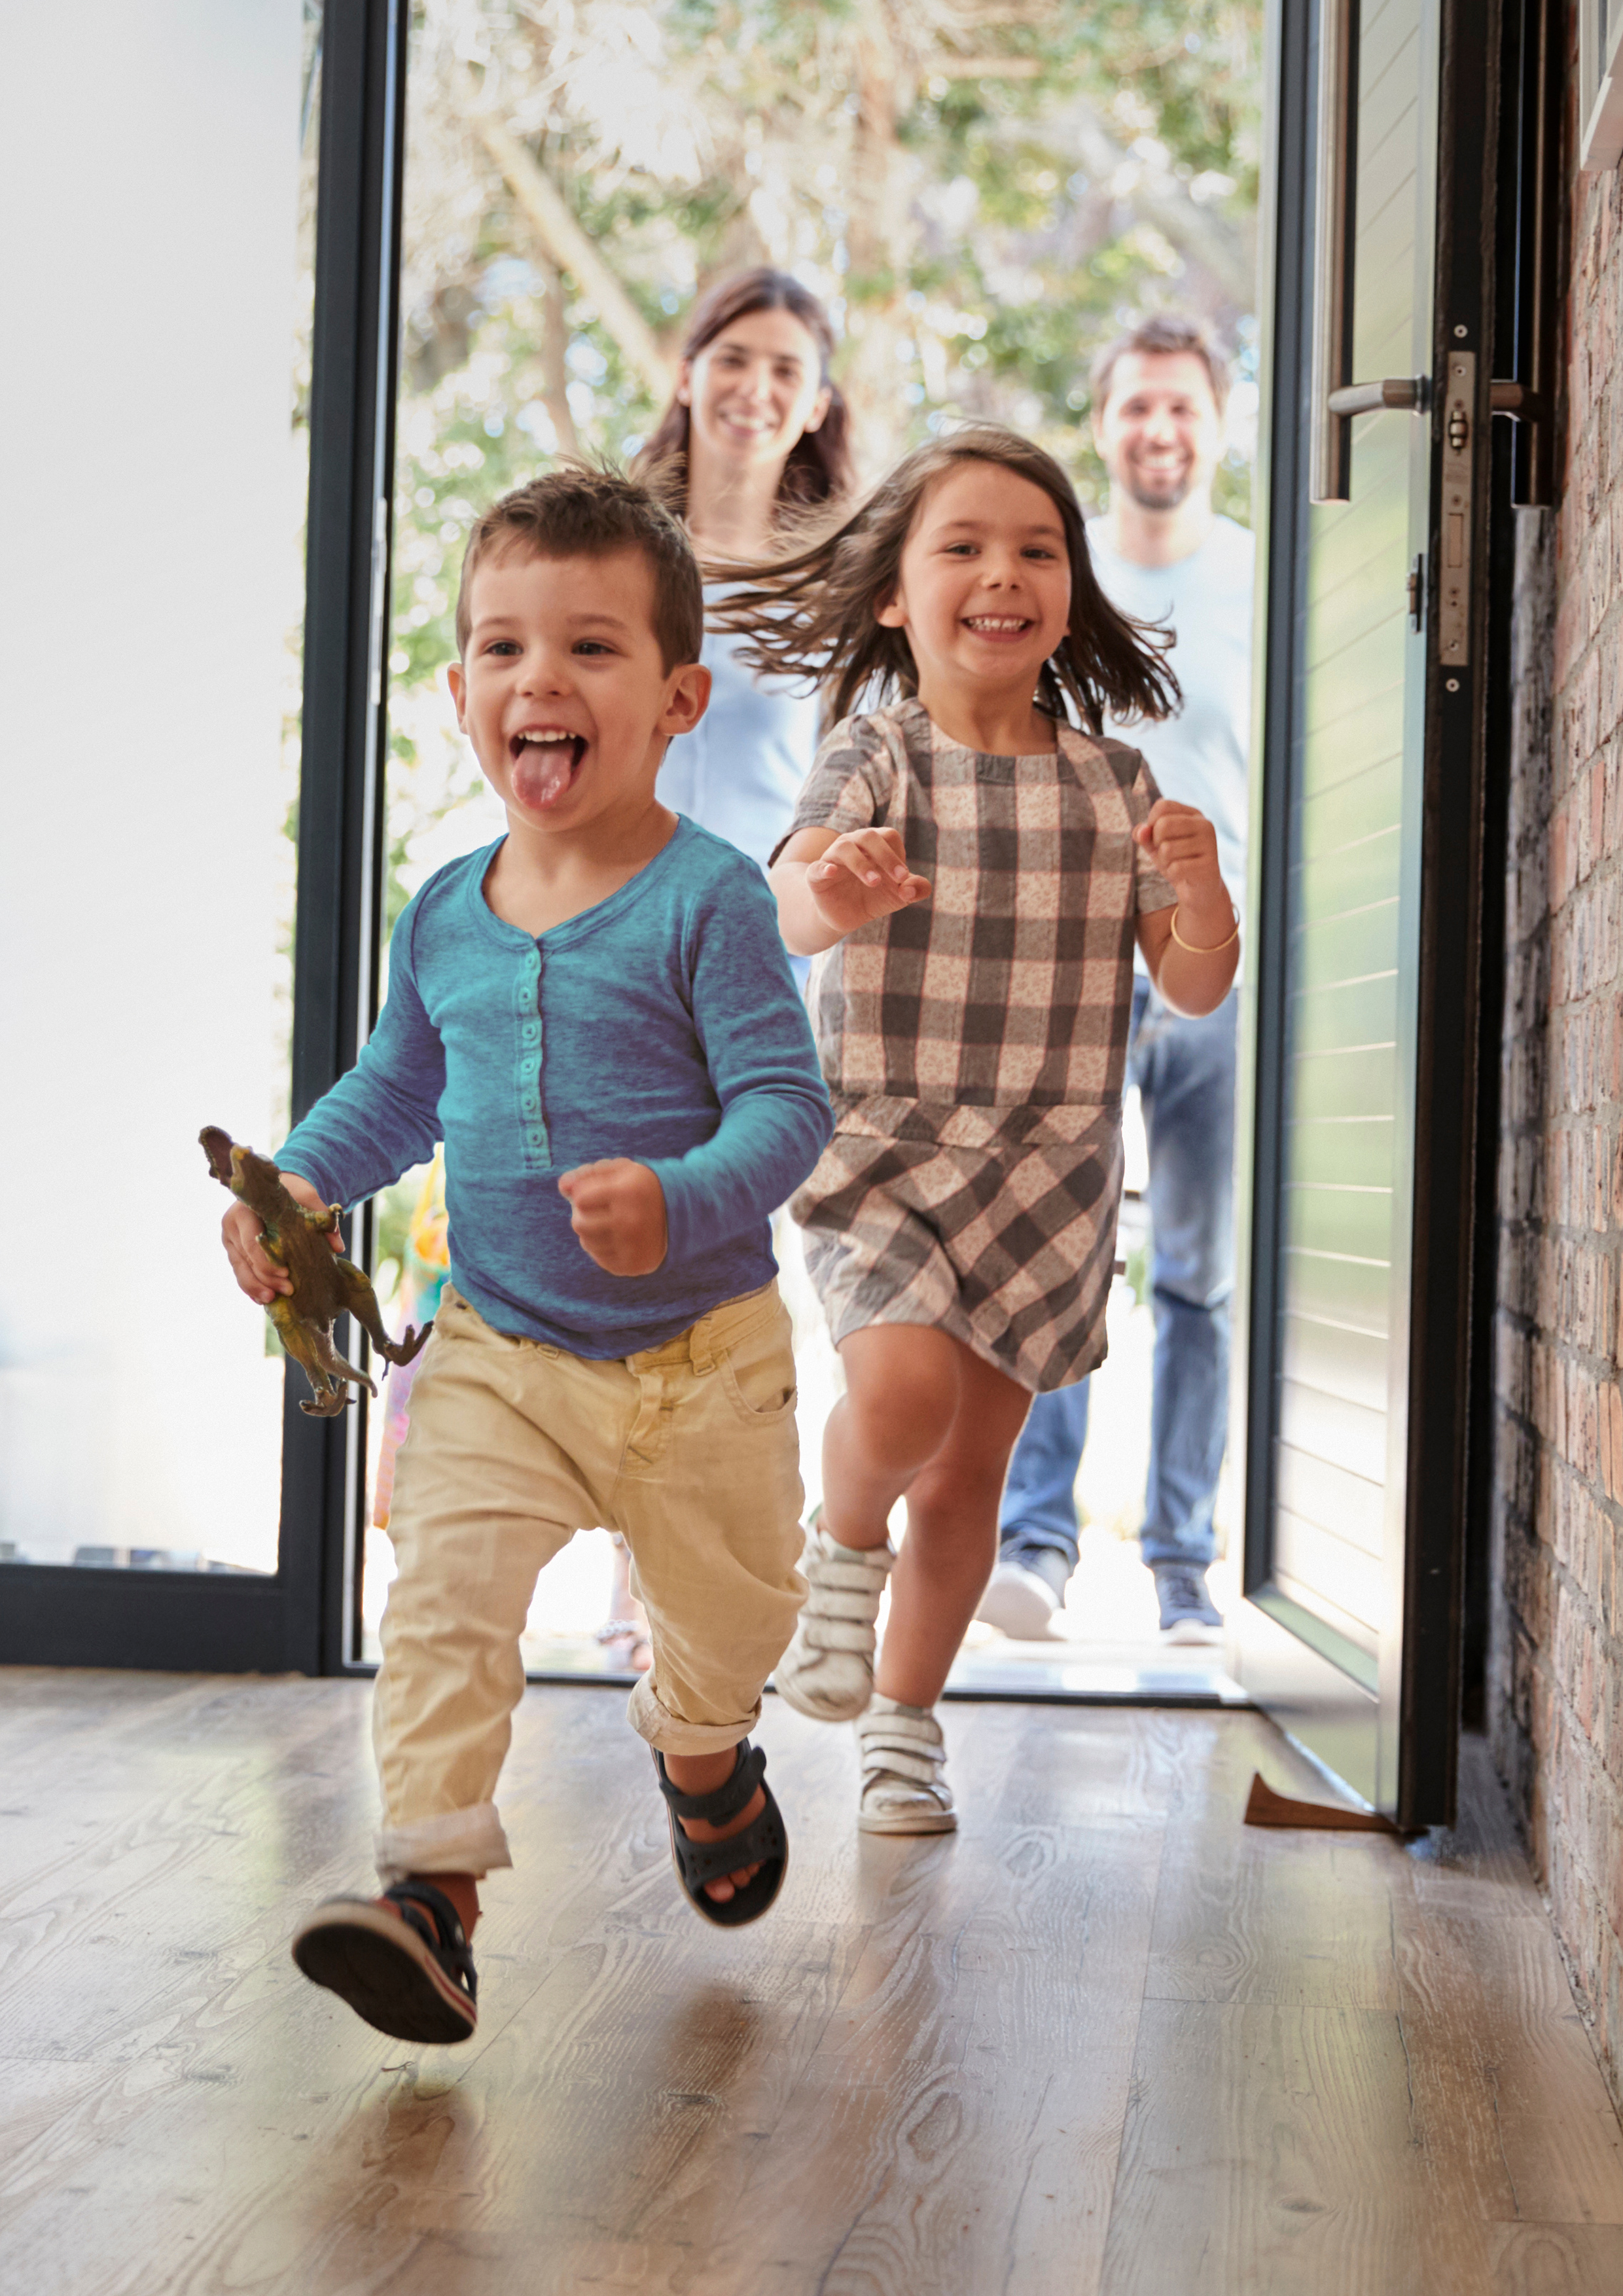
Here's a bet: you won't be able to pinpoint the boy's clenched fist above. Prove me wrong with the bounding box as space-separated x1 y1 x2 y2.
558 1158 669 1276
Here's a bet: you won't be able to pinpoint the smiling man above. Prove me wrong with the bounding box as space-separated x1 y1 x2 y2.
977 314 1254 1647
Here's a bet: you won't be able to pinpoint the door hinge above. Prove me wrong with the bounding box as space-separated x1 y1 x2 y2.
1408 553 1425 632
1437 351 1475 669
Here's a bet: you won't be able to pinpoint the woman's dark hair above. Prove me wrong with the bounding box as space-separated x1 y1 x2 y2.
709 425 1181 732
633 268 856 514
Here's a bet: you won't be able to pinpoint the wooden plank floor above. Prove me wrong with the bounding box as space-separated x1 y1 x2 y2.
1 1671 1620 2295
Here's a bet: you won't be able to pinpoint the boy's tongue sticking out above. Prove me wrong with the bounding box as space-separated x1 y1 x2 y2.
449 536 711 869
511 730 582 810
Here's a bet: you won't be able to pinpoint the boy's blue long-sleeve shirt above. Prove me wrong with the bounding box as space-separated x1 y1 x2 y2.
277 819 833 1357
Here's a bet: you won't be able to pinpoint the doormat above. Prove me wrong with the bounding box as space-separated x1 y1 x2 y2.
1244 1772 1399 1833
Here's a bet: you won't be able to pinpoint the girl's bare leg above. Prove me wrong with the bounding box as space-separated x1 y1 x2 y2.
877 1346 1032 1707
823 1325 1032 1708
819 1323 965 1551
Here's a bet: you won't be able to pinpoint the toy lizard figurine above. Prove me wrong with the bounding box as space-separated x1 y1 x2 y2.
201 1126 432 1417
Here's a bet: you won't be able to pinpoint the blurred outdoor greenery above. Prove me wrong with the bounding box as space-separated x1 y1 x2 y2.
270 0 1264 1408
370 0 1264 934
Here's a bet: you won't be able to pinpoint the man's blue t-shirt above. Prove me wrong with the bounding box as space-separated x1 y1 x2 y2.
277 817 833 1358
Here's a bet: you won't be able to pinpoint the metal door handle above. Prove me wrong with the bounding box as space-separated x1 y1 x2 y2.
1309 0 1359 502
1327 377 1429 417
1489 379 1541 416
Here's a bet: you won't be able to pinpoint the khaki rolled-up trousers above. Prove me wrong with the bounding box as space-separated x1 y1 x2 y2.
372 1281 806 1882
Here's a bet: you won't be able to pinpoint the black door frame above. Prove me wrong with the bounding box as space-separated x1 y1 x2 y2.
1392 0 1495 1827
283 0 408 1677
1461 0 1563 1725
0 0 406 1676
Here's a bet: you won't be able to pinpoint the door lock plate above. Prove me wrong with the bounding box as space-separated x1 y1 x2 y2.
1437 350 1475 668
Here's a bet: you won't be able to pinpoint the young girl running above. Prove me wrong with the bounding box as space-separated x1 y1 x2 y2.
721 427 1240 1833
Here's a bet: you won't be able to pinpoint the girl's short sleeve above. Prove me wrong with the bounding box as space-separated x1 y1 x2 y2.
769 713 899 866
1122 749 1178 916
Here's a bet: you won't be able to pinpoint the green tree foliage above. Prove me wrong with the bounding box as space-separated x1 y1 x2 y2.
378 0 1263 929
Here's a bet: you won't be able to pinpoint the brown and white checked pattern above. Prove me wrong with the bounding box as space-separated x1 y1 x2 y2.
782 700 1176 1391
784 698 1175 1108
792 1096 1124 1392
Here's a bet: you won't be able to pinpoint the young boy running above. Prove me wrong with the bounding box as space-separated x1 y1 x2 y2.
219 469 832 2043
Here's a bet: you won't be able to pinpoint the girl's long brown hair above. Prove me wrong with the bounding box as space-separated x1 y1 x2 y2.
633 268 856 514
708 426 1181 732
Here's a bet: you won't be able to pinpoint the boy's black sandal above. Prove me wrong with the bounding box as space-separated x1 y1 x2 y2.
291 1878 478 2044
656 1740 788 1928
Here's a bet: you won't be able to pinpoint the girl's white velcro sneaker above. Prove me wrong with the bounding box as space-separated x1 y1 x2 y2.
772 1516 893 1722
855 1697 956 1834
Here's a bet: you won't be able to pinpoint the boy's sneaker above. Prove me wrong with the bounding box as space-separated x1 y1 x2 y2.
856 1697 956 1833
774 1518 894 1722
1152 1563 1224 1644
974 1542 1071 1640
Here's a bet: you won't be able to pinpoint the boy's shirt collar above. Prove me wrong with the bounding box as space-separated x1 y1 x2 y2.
467 816 696 949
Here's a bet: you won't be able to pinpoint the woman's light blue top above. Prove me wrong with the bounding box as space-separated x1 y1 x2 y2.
656 617 821 874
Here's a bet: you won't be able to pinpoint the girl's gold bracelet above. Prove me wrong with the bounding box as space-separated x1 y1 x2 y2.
1169 903 1241 955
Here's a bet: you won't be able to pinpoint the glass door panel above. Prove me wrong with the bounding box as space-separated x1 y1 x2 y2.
0 0 323 1578
357 0 1264 1693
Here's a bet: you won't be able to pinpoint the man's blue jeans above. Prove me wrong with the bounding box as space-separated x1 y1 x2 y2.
999 979 1238 1573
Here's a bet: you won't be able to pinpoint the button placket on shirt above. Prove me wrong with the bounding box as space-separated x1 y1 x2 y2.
517 944 549 1168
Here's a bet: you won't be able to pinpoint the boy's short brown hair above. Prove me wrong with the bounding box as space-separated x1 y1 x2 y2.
454 463 704 669
1089 314 1231 414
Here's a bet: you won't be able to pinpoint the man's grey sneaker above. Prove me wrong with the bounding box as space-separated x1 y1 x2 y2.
773 1520 894 1722
974 1542 1071 1640
1153 1562 1224 1643
856 1697 956 1833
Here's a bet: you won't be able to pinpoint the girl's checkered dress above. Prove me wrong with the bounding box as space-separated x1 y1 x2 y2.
781 698 1176 1392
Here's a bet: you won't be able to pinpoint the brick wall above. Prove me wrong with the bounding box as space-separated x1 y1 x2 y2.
1489 140 1623 2109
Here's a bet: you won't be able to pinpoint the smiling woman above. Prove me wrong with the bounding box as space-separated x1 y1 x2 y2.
636 270 857 878
638 270 853 538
